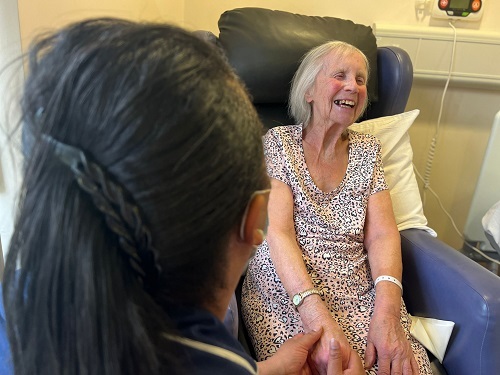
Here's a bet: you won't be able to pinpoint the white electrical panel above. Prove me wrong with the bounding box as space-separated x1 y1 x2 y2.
431 0 483 21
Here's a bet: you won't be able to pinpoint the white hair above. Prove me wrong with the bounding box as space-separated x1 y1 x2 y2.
288 41 370 127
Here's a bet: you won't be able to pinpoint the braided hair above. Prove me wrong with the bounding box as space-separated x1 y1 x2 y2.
3 19 265 375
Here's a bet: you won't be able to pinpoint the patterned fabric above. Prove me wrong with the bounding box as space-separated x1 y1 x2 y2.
241 125 431 374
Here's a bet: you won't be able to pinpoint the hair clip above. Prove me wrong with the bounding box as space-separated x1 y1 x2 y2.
41 134 86 172
35 107 45 118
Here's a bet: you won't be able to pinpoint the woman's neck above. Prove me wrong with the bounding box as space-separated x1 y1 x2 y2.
303 121 348 160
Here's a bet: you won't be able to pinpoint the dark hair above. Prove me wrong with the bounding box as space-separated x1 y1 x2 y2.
3 18 265 375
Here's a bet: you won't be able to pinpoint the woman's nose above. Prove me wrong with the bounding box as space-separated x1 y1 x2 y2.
344 76 358 92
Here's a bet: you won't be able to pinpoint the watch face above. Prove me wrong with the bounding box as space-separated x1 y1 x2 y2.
293 294 302 306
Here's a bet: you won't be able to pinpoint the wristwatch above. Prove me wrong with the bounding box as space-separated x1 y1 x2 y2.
292 288 321 307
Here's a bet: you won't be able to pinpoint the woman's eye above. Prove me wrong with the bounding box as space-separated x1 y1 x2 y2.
357 78 366 85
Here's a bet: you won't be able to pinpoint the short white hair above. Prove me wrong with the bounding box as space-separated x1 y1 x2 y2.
288 41 370 127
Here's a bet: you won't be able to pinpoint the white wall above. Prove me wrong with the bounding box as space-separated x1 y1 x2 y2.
0 0 24 259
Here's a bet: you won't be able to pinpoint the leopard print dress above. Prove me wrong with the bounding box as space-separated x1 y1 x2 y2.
241 125 432 374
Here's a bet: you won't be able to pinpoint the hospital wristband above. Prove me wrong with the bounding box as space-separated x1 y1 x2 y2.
374 275 403 292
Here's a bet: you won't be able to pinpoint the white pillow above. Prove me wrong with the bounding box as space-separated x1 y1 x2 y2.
350 109 436 236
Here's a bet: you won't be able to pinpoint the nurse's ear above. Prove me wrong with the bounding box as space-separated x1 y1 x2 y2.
239 189 270 246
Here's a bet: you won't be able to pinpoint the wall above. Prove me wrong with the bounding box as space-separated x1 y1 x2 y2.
0 0 24 261
183 0 500 33
17 0 186 52
183 0 500 249
9 0 500 251
375 24 500 248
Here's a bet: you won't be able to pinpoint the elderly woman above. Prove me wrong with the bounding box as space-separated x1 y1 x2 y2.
242 41 432 375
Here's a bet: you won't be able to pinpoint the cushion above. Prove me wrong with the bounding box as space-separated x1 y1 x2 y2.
218 7 378 104
482 200 500 254
350 110 436 235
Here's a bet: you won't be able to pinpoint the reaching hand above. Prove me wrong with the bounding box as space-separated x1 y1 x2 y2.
258 329 322 375
327 339 364 375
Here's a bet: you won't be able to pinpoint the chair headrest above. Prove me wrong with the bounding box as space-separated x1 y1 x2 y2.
218 8 379 105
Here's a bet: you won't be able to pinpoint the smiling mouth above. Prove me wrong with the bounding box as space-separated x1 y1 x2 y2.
334 99 355 108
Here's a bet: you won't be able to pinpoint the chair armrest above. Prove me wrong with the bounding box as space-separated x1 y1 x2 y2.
400 229 500 375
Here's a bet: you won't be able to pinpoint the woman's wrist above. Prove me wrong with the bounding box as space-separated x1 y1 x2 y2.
298 295 336 330
373 294 402 319
297 293 324 310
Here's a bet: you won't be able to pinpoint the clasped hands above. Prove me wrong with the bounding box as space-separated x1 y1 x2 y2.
260 296 419 375
298 298 418 375
259 328 364 375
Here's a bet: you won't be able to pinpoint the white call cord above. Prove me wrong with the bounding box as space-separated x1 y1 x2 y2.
413 21 500 266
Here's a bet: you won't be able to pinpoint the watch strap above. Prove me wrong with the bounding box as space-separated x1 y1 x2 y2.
300 288 321 300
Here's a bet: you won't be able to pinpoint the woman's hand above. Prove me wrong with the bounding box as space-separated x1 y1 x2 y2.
299 297 351 375
364 310 419 375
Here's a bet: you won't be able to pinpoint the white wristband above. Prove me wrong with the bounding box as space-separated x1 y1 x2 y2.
374 275 403 292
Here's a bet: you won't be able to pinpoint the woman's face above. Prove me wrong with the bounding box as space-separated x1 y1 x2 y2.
305 50 368 128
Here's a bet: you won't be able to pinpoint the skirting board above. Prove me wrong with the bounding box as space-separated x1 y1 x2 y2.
374 24 500 90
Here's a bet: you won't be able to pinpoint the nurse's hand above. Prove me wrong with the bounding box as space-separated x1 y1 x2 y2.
258 329 322 375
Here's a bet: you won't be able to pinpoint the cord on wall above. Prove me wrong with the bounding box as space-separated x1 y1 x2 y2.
419 21 500 266
422 21 457 205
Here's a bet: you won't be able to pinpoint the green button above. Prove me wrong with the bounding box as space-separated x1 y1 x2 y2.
462 12 470 16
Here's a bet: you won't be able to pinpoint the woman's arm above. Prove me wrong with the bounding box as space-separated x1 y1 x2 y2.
267 177 315 295
364 190 402 309
267 178 329 329
363 190 418 374
267 177 350 373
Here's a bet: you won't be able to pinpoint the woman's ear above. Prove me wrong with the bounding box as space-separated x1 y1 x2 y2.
240 191 269 246
305 88 314 103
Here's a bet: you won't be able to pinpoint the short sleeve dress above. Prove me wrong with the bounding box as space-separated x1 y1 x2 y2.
241 125 431 374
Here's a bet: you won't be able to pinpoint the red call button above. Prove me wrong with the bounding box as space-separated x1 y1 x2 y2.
439 0 449 10
471 0 481 12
